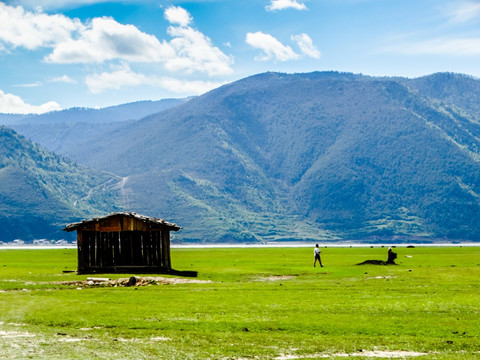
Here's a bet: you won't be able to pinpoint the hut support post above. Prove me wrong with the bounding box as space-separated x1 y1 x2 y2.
162 230 171 269
77 232 84 274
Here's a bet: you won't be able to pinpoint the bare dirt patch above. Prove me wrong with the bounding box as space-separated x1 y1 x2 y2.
57 337 91 342
150 336 170 341
255 275 298 282
56 276 212 288
333 350 428 358
275 350 428 359
0 330 35 338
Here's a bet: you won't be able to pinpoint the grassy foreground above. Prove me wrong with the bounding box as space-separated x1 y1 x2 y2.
0 246 479 359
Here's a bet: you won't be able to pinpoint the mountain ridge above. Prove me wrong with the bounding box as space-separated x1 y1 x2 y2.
0 98 188 125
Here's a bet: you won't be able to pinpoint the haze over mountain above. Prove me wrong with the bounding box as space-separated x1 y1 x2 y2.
4 72 480 243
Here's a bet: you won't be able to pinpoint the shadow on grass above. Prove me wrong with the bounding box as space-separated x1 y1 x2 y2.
168 269 198 277
356 260 397 265
75 267 198 277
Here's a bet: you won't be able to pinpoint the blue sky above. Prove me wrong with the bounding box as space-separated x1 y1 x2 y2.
1 0 480 113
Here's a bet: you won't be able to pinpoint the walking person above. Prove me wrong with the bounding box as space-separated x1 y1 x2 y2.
314 244 323 267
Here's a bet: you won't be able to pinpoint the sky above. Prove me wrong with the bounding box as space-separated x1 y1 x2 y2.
1 0 480 114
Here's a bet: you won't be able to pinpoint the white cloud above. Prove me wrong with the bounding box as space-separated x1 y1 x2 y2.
157 77 226 94
0 3 83 50
291 33 321 59
85 63 224 95
164 6 193 27
246 31 299 61
14 81 43 88
447 1 480 23
0 4 233 77
45 16 174 64
166 25 233 76
246 32 320 62
85 64 148 94
45 10 233 76
0 89 61 114
384 37 480 56
8 1 119 11
266 0 307 12
49 75 77 84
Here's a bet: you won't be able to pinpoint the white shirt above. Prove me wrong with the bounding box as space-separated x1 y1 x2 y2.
314 247 321 255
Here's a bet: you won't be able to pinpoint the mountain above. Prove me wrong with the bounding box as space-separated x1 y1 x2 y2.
0 98 188 125
3 98 188 157
0 126 124 241
8 72 480 243
401 73 480 121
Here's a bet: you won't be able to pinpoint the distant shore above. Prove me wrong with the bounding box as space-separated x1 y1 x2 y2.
0 242 479 250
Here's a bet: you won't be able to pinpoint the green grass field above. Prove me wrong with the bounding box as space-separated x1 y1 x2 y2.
0 246 479 359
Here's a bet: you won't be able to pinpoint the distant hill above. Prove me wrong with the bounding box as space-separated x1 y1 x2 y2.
0 126 124 241
0 98 188 125
5 98 188 156
7 72 480 243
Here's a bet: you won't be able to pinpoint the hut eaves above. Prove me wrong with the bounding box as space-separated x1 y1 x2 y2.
63 212 181 232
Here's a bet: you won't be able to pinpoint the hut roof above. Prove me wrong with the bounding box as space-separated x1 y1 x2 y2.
63 212 181 232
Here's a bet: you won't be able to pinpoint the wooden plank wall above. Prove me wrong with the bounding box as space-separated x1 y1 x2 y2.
78 230 168 271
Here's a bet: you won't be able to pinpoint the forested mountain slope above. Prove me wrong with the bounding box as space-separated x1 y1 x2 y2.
402 73 480 121
6 72 480 242
0 126 123 241
41 72 479 242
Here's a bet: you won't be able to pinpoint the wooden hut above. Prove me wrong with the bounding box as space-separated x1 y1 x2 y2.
63 212 181 274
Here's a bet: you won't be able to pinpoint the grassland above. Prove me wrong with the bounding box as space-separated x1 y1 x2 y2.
0 246 479 359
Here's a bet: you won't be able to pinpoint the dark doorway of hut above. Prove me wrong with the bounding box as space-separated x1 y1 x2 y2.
64 212 197 277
